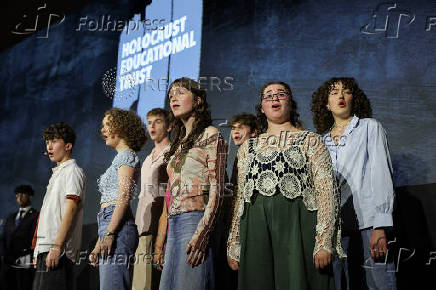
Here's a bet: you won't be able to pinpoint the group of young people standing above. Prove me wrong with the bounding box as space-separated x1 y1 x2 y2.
31 76 396 290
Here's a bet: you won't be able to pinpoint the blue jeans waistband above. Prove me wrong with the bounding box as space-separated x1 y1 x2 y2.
97 203 134 221
168 210 204 220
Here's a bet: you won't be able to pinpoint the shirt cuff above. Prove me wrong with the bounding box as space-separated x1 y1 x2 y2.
227 242 240 262
66 195 82 203
313 246 332 258
373 213 393 229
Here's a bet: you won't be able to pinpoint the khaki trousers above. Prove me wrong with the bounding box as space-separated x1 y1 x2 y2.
132 235 155 290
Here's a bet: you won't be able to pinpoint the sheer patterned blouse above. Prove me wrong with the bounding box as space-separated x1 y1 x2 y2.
97 149 140 204
227 131 345 262
167 131 228 253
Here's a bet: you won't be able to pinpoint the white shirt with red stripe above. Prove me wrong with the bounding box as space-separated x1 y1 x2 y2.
34 159 86 262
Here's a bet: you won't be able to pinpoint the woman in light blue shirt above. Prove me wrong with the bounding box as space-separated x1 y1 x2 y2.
311 77 396 290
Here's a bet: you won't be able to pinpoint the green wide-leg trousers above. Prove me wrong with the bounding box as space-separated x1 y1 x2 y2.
238 194 335 290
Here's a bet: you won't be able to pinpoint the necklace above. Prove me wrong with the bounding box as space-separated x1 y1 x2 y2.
333 118 352 129
333 122 348 129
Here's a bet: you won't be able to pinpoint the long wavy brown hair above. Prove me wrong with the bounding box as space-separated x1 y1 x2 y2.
104 108 147 152
255 81 303 133
164 77 212 163
311 77 372 134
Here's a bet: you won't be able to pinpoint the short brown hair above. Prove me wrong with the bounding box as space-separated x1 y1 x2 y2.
147 108 169 127
229 113 260 135
104 108 147 152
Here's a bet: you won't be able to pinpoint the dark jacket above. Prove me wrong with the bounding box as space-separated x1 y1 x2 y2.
1 208 38 265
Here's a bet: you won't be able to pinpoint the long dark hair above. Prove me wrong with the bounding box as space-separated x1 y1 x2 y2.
255 81 303 133
164 77 212 163
311 77 372 134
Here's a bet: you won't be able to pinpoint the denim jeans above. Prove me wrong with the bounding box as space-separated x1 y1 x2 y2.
159 211 214 290
97 204 139 290
333 228 397 290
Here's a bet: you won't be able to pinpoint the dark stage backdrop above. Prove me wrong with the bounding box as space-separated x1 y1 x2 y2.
0 0 435 289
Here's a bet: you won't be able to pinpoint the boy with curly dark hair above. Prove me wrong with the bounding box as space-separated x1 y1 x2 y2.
33 122 86 290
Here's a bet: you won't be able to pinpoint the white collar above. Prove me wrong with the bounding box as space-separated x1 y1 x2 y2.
52 159 75 173
19 206 32 213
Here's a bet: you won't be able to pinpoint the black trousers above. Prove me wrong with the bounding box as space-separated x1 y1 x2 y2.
32 252 74 290
1 263 35 290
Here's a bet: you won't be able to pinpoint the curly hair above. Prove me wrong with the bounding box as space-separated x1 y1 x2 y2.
164 77 212 163
14 184 34 196
43 122 76 146
311 77 372 134
104 108 147 152
229 113 260 135
255 81 303 133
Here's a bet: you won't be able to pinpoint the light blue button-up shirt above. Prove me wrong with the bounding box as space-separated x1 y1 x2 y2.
323 116 394 230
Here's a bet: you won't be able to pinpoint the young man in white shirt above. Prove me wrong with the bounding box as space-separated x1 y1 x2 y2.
133 108 170 290
33 122 86 290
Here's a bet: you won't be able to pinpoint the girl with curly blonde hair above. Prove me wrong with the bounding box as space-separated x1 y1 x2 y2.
89 108 147 290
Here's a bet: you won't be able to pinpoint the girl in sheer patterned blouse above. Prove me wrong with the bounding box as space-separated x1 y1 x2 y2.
158 77 227 290
227 81 345 290
89 108 147 290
